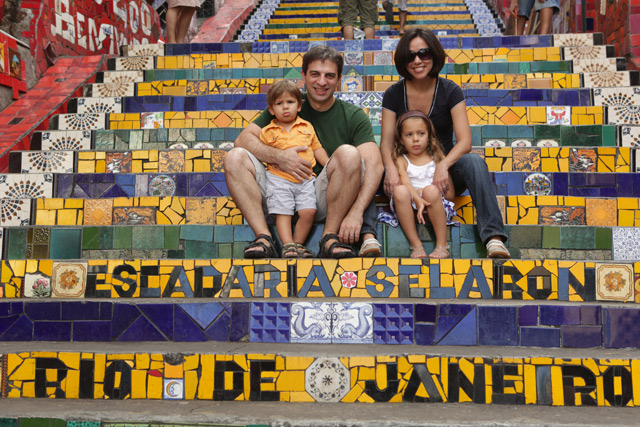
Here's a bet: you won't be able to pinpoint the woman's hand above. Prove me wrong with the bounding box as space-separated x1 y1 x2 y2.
433 162 451 196
510 0 519 14
415 197 430 224
384 166 401 197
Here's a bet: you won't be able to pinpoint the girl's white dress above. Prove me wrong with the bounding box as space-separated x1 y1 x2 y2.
393 155 457 224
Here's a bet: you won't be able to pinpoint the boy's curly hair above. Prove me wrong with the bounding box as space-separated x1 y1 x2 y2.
393 110 445 166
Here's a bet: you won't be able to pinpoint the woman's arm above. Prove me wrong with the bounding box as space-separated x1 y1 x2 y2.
432 101 472 194
381 108 400 197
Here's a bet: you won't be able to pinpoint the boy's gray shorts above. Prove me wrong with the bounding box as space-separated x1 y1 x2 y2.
265 171 317 215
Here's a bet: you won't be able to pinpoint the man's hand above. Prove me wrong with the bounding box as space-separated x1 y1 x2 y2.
433 163 450 196
384 166 401 197
276 146 313 182
510 0 519 14
338 211 363 245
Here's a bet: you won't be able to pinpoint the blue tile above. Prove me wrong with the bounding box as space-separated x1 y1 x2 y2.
99 302 113 320
0 314 22 338
61 301 101 320
561 325 602 348
117 316 167 341
478 306 517 346
179 302 224 329
520 327 560 347
173 306 208 341
519 305 538 326
25 302 61 320
540 305 580 325
0 315 32 340
438 307 477 346
72 321 111 341
34 321 71 341
205 312 231 341
604 308 640 348
110 304 142 340
581 305 602 325
139 304 174 339
439 304 473 316
230 302 250 341
414 323 434 345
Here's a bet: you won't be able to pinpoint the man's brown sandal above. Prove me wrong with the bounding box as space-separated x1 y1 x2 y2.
318 233 355 259
244 234 278 259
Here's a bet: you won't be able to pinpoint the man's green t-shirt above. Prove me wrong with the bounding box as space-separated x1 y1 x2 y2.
253 95 375 174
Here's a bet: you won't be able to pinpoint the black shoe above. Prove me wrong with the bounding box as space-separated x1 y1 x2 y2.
383 1 394 24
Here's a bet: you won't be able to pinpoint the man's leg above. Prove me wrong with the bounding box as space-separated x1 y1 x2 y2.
224 148 273 254
338 0 357 39
342 25 355 39
449 153 508 245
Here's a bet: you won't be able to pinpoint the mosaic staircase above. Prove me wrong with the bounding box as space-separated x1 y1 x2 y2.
2 0 640 420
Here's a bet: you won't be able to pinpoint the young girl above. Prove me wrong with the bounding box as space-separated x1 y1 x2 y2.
392 110 457 259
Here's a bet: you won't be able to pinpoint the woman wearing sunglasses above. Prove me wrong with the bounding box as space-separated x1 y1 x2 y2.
380 28 511 258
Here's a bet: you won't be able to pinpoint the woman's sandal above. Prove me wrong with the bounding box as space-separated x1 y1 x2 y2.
296 243 314 258
244 234 278 259
428 245 450 259
410 245 427 259
318 233 355 259
282 243 299 259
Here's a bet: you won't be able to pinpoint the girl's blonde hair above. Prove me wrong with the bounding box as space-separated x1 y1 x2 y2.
393 110 445 165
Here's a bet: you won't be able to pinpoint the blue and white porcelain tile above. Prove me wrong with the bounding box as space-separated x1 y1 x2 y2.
607 106 640 125
113 56 154 71
101 70 145 84
290 302 332 343
553 33 595 47
57 113 106 131
344 40 364 53
271 41 289 54
583 71 631 88
41 130 92 151
0 173 53 199
360 92 383 109
595 263 634 302
20 151 74 174
305 358 350 402
341 77 363 93
122 44 164 57
163 379 184 400
344 51 364 66
381 39 398 52
332 302 373 344
593 87 640 107
373 51 393 66
563 46 608 60
76 97 123 114
612 228 640 260
572 58 617 73
337 91 362 106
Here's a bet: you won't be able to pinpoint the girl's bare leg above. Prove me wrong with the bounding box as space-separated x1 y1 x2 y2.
536 7 553 34
399 10 407 34
421 185 449 257
393 186 425 257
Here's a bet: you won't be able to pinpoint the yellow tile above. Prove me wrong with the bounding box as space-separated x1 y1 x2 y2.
35 210 56 226
44 198 64 210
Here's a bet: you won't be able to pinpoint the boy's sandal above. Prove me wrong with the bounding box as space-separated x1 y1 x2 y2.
282 243 299 259
318 233 355 259
360 238 382 257
296 243 314 258
428 246 450 259
486 239 511 259
410 245 427 259
244 234 278 259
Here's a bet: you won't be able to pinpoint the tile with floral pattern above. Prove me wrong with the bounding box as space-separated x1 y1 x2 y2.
595 263 633 302
51 262 87 298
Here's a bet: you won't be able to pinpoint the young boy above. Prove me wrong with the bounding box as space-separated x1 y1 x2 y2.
259 80 329 258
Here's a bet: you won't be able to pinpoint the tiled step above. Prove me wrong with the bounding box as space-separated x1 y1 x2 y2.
30 124 622 152
1 257 637 300
3 345 640 405
49 106 609 132
0 223 624 260
107 46 615 72
1 299 638 349
7 147 634 175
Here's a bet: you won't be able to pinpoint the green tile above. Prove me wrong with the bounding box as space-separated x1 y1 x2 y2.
114 226 132 249
213 225 233 243
185 240 218 258
181 225 213 242
218 243 232 258
507 125 534 140
233 241 246 258
508 226 541 249
132 226 165 249
602 125 617 146
50 228 82 259
387 224 411 257
560 227 595 249
542 226 561 249
6 228 27 259
19 418 65 427
167 249 185 259
534 124 561 140
595 227 613 250
165 226 180 249
0 418 17 427
82 227 100 251
67 422 100 427
460 241 484 258
99 227 114 250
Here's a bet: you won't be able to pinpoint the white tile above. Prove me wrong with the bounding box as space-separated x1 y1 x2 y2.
101 70 145 83
51 262 87 298
41 130 92 151
86 82 135 97
305 358 350 402
290 302 331 343
583 71 630 88
553 33 595 47
593 87 640 107
57 113 106 131
123 44 164 57
0 199 31 226
23 273 51 298
331 302 373 344
546 106 571 125
572 58 617 73
563 46 608 60
76 97 122 114
613 228 640 260
0 174 53 199
163 379 184 400
595 263 634 302
114 56 154 71
607 106 640 125
20 151 74 173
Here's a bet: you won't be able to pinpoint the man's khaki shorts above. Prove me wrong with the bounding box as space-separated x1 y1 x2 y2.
338 0 379 29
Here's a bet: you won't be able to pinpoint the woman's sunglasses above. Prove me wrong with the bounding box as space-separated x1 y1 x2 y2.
408 48 433 61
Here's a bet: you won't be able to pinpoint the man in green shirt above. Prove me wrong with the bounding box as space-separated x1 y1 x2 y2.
224 45 383 258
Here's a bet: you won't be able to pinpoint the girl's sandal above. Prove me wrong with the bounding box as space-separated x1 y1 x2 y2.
410 245 427 259
428 246 450 259
295 243 314 258
282 243 299 259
